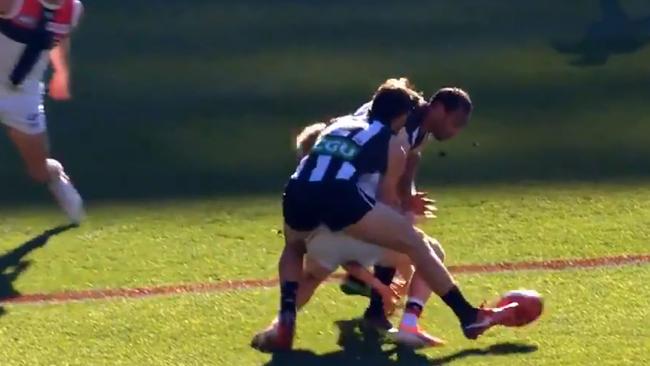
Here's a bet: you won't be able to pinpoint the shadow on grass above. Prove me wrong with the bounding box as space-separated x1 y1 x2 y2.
0 224 76 317
262 318 538 366
553 0 650 66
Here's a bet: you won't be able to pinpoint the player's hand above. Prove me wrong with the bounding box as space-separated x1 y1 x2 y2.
49 71 71 101
390 278 409 298
408 192 437 218
380 285 400 316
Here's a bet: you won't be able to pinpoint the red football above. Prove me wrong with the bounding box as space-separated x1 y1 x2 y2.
496 289 544 327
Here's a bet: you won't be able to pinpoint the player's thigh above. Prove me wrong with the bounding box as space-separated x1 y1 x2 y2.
309 230 384 272
0 92 47 137
282 181 320 235
426 237 445 262
306 229 344 272
377 249 407 267
304 256 334 282
413 227 445 261
344 202 426 255
283 223 311 253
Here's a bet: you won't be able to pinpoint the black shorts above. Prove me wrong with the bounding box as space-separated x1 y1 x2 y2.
282 179 375 232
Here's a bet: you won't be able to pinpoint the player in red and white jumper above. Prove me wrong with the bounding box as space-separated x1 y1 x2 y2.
0 0 84 223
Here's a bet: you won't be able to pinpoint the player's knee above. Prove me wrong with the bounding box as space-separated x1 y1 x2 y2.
400 230 431 259
306 265 331 282
286 239 307 255
377 250 400 267
427 238 446 262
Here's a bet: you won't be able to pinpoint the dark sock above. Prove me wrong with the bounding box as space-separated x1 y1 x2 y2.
346 275 365 287
366 266 396 316
405 301 424 317
280 281 298 316
441 286 478 326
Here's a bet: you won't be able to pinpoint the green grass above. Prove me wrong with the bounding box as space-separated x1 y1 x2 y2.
0 183 648 364
1 182 648 293
0 268 647 365
1 1 648 364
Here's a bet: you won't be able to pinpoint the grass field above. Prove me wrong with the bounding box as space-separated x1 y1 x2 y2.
0 182 648 365
1 1 650 365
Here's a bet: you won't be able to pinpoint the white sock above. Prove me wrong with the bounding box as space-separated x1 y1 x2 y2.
400 297 425 328
406 297 425 308
46 159 65 182
401 313 418 328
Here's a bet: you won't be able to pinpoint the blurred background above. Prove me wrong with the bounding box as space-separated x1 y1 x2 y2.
1 0 649 202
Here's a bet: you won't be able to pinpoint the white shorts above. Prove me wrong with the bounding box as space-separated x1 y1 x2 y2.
0 84 47 135
306 226 385 272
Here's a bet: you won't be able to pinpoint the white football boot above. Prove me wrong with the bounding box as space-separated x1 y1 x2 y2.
47 159 85 225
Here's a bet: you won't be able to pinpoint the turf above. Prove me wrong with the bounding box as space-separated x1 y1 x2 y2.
1 182 648 293
0 267 647 365
0 183 648 364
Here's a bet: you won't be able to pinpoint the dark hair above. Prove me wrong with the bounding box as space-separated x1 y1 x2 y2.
369 86 417 124
430 87 472 113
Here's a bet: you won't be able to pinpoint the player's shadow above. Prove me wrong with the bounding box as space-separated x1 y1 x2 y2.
0 224 76 317
397 342 538 366
262 318 538 366
552 0 650 66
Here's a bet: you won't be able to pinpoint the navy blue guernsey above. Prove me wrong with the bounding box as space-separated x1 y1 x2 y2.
353 101 428 152
291 118 392 184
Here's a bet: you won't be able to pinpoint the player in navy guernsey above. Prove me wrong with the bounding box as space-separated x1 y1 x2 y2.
289 83 476 349
342 86 479 348
252 81 522 352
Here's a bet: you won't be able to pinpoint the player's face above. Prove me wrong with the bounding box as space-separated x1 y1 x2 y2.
431 109 470 141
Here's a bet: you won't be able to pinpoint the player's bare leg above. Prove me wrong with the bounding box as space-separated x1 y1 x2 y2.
387 237 444 348
252 256 329 352
345 203 519 339
252 225 310 352
7 127 84 224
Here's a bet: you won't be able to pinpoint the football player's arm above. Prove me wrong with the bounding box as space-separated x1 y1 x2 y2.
0 0 15 18
342 262 398 314
48 38 72 100
50 0 83 76
48 1 83 100
398 151 421 209
378 135 408 210
50 38 71 77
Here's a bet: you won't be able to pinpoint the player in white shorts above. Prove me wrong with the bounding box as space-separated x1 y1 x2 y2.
252 79 521 353
288 80 474 349
0 0 85 224
251 113 405 351
253 81 447 351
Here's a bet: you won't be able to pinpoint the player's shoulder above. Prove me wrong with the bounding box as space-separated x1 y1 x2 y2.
352 100 372 118
327 114 369 133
